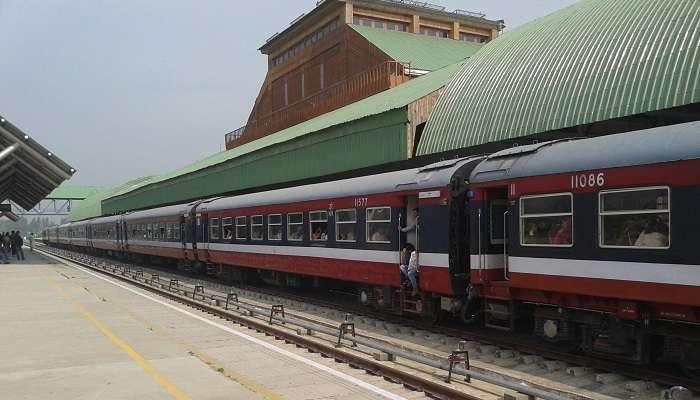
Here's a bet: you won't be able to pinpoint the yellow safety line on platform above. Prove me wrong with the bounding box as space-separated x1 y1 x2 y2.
41 271 192 400
118 305 282 399
78 278 283 400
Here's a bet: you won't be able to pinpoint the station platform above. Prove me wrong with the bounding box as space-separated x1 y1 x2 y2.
0 250 410 400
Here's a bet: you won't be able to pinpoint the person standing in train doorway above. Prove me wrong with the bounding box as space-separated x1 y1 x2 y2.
399 208 420 293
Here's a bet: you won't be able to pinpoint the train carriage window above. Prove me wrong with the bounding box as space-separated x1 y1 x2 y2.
251 215 264 240
268 214 282 241
147 224 153 240
309 211 328 241
174 223 180 240
235 216 247 240
159 223 166 240
367 207 391 243
210 218 220 240
287 213 303 241
599 187 670 249
222 217 233 240
336 209 356 242
520 193 573 247
166 223 172 240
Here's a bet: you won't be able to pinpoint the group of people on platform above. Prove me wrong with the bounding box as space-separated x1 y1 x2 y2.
0 231 26 264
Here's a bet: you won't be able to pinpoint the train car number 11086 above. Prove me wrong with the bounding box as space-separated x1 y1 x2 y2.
571 172 605 189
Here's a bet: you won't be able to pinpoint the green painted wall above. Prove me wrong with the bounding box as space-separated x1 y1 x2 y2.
102 108 408 214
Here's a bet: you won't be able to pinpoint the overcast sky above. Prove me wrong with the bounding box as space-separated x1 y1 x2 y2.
0 0 577 187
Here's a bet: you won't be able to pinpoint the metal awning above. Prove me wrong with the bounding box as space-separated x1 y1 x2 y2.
0 114 75 211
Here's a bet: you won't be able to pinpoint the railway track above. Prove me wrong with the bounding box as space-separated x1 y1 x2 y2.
39 245 575 400
39 244 698 400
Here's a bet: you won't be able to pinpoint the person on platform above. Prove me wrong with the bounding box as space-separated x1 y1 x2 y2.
9 231 17 257
29 233 34 252
13 232 24 261
1 233 11 264
0 233 8 264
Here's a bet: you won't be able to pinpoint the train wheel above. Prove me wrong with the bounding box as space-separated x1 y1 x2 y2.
422 298 445 324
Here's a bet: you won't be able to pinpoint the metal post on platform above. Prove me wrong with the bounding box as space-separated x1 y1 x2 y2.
446 349 470 383
269 304 285 325
193 284 204 300
336 317 356 348
225 292 238 310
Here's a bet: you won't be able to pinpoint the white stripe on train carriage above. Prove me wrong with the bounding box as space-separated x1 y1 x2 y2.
509 256 700 286
127 240 183 249
469 254 505 269
207 243 449 268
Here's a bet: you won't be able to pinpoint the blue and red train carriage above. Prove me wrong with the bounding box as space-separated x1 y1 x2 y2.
44 121 700 368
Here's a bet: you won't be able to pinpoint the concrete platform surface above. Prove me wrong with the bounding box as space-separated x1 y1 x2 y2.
0 251 414 400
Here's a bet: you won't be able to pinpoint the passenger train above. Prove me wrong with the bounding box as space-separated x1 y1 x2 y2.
44 122 700 369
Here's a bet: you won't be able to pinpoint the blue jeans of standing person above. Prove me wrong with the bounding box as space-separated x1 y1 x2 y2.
407 268 418 290
0 249 8 264
16 247 24 261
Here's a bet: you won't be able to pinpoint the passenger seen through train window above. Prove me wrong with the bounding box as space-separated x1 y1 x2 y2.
600 188 669 248
310 211 328 241
336 209 356 242
520 194 573 246
367 207 391 243
222 217 233 240
287 213 303 241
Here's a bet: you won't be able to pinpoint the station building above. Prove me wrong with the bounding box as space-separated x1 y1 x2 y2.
80 0 503 218
231 0 503 149
70 0 700 221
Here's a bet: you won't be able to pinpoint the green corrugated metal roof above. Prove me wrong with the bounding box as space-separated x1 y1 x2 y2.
418 0 700 155
350 25 482 71
102 109 409 214
104 61 464 205
68 176 154 221
46 183 102 200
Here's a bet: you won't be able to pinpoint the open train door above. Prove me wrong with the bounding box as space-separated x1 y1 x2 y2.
473 185 513 330
395 194 421 313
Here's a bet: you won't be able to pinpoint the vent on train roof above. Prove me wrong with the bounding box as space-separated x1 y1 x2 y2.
487 139 576 160
419 157 472 172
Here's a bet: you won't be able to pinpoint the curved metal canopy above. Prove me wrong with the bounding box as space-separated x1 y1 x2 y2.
418 0 700 155
0 114 75 211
